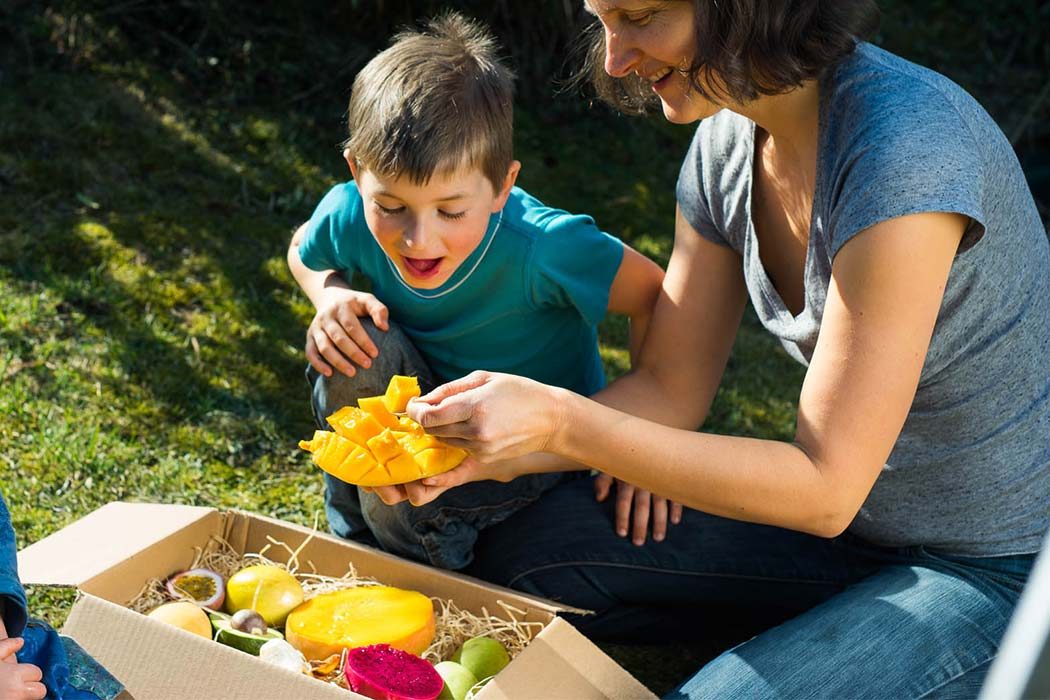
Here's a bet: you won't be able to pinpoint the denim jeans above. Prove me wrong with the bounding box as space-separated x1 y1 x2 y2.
307 318 569 570
465 476 1035 699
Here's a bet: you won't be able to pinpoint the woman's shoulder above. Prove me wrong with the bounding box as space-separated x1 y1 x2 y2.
822 43 999 146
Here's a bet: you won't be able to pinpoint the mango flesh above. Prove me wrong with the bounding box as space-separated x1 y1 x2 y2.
299 375 466 486
285 586 436 662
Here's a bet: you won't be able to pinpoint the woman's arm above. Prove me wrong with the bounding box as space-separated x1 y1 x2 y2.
402 208 746 499
412 211 967 536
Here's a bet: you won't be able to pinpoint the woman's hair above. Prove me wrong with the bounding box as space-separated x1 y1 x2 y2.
581 0 880 114
346 11 515 191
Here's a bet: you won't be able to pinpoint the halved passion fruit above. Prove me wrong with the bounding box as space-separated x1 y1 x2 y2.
208 611 284 655
166 567 225 611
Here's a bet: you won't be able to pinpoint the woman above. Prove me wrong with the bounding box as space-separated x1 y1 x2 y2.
378 1 1049 696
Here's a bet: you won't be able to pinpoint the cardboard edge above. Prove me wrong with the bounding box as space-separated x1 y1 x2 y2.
18 502 217 587
477 617 657 700
236 508 589 616
63 593 357 700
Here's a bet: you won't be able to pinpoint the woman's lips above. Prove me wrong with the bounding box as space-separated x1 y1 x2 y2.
402 255 443 279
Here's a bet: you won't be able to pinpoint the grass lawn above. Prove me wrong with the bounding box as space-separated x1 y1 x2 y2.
2 3 1044 695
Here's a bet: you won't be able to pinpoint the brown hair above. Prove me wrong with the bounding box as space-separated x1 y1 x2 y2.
345 12 515 191
582 0 880 114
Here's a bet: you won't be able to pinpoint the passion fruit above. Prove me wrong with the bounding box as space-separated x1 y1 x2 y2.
208 611 284 656
230 608 268 636
165 567 225 611
225 564 304 628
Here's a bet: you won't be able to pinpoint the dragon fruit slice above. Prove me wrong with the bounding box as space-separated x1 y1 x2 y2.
344 644 443 700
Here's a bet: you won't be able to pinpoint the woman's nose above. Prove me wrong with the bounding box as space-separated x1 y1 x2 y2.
604 26 638 78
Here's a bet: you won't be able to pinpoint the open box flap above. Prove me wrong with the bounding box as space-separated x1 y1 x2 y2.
63 594 354 700
17 502 215 587
478 617 657 700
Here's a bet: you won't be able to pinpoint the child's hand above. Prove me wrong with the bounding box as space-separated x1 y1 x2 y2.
307 288 389 377
594 473 683 545
0 638 46 700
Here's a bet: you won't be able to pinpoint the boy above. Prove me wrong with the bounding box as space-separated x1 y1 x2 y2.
287 12 664 570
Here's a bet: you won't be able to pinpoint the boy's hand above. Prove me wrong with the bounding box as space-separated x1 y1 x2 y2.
594 473 683 545
307 288 389 378
0 638 47 700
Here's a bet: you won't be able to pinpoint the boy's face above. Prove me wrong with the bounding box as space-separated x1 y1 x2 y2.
349 155 520 290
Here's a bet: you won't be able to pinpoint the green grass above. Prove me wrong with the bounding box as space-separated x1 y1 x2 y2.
2 2 1044 695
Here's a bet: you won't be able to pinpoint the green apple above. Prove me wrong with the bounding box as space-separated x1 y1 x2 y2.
435 661 478 700
451 636 510 682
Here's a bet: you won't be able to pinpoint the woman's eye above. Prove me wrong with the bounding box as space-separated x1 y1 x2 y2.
439 210 467 220
625 11 655 26
376 202 404 216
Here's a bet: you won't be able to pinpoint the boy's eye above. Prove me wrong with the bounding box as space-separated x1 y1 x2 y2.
439 210 467 221
375 202 404 216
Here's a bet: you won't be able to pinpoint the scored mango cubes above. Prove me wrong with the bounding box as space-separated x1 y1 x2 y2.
298 375 467 486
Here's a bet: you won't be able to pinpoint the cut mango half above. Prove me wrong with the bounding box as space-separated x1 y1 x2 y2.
298 375 467 486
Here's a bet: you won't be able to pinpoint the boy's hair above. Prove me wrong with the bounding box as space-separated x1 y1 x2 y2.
346 12 515 192
580 0 879 114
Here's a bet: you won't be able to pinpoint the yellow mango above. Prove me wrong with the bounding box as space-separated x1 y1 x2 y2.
299 376 467 486
327 406 384 445
299 432 380 484
366 429 403 465
382 375 421 413
285 586 436 661
384 452 421 484
416 446 469 476
357 395 401 430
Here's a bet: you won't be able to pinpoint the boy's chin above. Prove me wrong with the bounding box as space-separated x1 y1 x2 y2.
399 265 454 290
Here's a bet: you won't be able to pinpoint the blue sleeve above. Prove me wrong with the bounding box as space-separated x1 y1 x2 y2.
0 493 28 639
827 89 986 258
528 212 625 326
298 182 367 274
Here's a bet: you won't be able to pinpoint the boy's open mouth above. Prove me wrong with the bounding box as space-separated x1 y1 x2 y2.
402 256 443 278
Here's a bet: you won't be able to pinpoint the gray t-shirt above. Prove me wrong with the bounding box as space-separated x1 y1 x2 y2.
677 42 1050 557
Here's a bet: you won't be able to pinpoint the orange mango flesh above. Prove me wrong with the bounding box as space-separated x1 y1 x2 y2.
298 375 467 486
285 586 436 661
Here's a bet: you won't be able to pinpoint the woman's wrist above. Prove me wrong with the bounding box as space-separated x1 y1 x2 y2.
545 385 579 458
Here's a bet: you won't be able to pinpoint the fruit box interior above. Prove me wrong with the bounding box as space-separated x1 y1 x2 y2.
18 501 655 700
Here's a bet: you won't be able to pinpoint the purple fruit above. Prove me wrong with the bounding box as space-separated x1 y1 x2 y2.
344 644 444 700
165 568 225 611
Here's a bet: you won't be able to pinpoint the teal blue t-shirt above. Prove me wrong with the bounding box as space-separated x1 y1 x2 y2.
299 183 625 395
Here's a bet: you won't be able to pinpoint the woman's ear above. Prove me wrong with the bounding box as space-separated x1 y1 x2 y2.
343 149 359 180
492 160 522 211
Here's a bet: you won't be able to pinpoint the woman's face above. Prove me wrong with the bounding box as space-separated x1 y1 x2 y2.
586 0 719 123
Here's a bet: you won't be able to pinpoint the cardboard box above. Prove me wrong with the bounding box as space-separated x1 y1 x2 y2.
19 502 656 700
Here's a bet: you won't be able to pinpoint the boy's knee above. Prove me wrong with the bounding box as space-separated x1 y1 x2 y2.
360 490 427 558
309 318 431 420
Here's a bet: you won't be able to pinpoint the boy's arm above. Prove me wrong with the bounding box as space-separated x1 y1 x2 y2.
287 222 388 377
606 245 664 362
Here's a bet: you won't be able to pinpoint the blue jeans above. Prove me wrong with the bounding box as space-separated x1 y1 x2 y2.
308 318 569 570
465 477 1035 699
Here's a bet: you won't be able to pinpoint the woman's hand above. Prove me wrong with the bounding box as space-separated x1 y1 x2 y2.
365 456 520 506
0 638 46 700
305 288 389 378
593 473 683 544
406 371 570 462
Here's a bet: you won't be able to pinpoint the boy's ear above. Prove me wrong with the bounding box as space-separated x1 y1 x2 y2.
492 160 521 211
343 149 358 180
